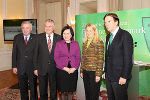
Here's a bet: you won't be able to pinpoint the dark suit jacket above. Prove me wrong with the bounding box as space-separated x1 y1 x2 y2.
35 33 61 75
12 33 38 75
104 28 133 82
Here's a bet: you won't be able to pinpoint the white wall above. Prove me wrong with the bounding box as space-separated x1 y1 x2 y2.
123 0 150 10
0 0 34 71
37 1 62 34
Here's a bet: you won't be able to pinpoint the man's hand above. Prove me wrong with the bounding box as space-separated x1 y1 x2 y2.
13 68 17 74
95 76 100 82
119 77 126 85
34 70 38 76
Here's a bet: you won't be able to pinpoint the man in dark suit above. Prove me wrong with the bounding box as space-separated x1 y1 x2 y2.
12 21 38 100
103 13 133 100
34 19 61 100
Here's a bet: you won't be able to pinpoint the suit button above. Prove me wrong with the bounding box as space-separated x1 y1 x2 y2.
48 62 50 64
25 56 28 58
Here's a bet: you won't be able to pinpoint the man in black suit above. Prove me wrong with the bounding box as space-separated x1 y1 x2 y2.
104 13 133 100
34 19 61 100
12 21 38 100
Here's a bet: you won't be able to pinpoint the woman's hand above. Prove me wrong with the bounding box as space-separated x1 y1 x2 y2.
80 73 83 78
63 67 70 73
69 68 76 74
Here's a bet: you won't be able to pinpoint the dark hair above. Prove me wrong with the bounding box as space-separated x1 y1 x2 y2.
104 13 119 25
61 25 74 40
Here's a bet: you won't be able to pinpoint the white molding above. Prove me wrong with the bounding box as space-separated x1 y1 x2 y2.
24 0 28 18
2 0 6 19
24 0 34 19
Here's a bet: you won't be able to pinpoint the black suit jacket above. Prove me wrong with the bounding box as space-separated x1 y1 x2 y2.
35 33 61 75
104 28 133 82
12 33 38 75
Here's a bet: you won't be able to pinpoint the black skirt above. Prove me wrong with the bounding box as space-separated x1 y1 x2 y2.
56 68 78 92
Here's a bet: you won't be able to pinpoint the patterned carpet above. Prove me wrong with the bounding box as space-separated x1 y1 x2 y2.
0 88 20 100
1 88 149 100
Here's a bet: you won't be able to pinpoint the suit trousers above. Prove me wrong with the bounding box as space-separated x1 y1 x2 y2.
18 72 38 100
83 70 101 100
38 72 57 100
106 77 129 100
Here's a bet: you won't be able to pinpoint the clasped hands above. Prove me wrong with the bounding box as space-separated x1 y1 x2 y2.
63 67 76 74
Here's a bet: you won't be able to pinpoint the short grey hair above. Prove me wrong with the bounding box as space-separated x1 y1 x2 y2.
21 21 32 30
45 19 55 27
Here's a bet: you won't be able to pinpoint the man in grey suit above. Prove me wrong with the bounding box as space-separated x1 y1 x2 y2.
12 21 38 100
34 19 61 100
104 13 133 100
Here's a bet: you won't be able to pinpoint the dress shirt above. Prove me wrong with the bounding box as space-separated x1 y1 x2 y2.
107 27 119 49
111 26 119 40
24 35 30 41
46 33 54 47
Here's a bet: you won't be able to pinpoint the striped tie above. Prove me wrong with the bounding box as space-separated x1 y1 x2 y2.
48 36 52 53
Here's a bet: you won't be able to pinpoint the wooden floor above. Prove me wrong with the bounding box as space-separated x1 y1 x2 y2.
0 69 18 89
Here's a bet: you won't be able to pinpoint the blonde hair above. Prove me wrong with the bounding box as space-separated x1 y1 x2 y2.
83 23 99 43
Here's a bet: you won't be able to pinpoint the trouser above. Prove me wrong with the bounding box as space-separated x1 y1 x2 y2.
106 77 129 100
38 72 57 100
18 72 38 100
83 70 101 100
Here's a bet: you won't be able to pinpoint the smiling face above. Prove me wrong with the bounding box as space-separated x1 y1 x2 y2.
44 21 54 35
104 16 118 33
85 26 95 39
63 29 72 43
22 23 32 36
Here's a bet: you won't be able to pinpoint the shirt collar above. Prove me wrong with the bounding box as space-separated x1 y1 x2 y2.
111 27 119 38
46 32 54 38
24 34 30 40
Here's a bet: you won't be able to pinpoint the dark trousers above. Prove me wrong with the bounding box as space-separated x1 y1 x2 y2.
106 77 129 100
83 70 101 100
18 72 38 100
39 72 57 100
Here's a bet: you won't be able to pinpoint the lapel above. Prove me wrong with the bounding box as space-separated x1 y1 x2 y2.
82 41 88 51
43 33 57 55
51 33 57 54
20 33 26 48
26 34 33 46
108 28 121 51
106 34 110 50
83 40 95 51
23 34 35 52
42 33 50 54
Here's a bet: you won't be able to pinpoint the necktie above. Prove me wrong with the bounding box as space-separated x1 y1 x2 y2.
109 34 113 45
25 36 28 45
48 36 52 53
108 34 113 49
